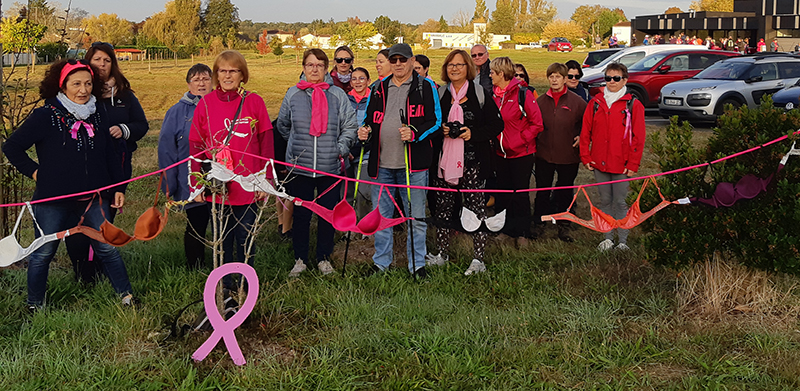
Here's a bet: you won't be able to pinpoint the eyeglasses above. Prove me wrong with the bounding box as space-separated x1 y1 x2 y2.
471 52 486 58
388 56 409 64
190 77 211 83
567 74 581 80
447 63 467 70
604 75 624 82
515 73 525 78
91 41 114 50
304 63 325 69
334 57 353 64
218 69 241 75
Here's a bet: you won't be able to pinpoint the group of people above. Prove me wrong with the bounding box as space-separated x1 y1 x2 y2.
641 33 783 53
5 42 645 310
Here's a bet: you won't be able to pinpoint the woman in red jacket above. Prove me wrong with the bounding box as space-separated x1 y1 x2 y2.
489 57 543 247
579 63 645 251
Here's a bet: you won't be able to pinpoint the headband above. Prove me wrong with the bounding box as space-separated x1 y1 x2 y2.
59 62 94 87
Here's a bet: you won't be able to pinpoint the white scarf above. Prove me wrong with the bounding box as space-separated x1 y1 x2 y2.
56 92 97 120
604 86 627 109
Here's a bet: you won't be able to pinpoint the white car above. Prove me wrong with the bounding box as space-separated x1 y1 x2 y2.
582 44 711 80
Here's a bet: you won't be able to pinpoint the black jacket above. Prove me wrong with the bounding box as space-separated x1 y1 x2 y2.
3 98 124 200
477 62 492 93
437 80 504 180
362 71 442 178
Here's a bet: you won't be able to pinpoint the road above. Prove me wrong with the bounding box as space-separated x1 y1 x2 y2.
644 109 715 131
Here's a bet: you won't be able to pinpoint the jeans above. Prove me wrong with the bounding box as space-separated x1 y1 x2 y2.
218 203 257 290
185 203 210 269
28 198 133 306
594 170 630 244
289 174 340 264
371 168 427 272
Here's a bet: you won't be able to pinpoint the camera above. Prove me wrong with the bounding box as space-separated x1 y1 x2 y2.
446 121 465 139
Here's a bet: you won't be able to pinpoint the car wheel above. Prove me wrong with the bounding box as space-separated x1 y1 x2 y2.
628 86 647 105
715 97 742 116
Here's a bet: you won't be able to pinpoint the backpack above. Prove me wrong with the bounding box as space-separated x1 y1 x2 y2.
593 96 636 116
517 86 531 119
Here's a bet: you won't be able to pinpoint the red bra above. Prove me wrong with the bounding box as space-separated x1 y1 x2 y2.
293 180 410 235
72 174 169 246
541 177 679 232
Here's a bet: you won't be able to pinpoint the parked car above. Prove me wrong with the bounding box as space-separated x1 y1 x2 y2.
770 80 800 110
581 44 711 81
547 37 573 52
582 48 623 68
584 50 740 107
529 42 543 48
658 54 800 122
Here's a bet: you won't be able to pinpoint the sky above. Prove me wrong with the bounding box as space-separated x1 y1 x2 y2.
2 0 694 24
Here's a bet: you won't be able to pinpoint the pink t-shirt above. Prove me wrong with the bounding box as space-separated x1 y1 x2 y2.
189 89 274 205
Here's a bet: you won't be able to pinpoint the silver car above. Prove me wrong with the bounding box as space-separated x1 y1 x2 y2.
659 54 800 122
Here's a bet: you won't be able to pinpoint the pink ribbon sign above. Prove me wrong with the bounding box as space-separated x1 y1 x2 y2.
191 262 259 366
70 120 95 139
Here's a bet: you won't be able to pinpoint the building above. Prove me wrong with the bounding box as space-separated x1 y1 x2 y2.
264 30 294 44
631 0 800 50
422 23 511 50
298 33 393 50
114 48 144 61
612 22 632 45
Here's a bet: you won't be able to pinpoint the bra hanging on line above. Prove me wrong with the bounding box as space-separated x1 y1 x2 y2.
0 203 71 267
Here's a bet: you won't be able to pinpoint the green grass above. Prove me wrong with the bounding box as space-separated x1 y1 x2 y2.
2 50 800 390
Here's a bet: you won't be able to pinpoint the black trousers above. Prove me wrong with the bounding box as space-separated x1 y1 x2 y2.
533 157 579 222
185 203 211 269
289 174 340 264
493 154 535 238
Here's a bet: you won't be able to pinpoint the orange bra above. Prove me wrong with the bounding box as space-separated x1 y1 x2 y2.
541 177 680 233
72 174 169 246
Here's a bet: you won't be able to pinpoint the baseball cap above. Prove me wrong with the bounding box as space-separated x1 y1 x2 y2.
388 43 413 59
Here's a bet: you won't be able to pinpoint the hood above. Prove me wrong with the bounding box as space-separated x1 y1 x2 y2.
494 77 521 95
179 92 201 106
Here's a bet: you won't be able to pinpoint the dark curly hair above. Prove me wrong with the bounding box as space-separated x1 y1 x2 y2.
84 42 132 93
39 59 103 99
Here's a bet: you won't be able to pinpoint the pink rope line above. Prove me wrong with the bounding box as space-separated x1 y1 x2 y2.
1 130 795 209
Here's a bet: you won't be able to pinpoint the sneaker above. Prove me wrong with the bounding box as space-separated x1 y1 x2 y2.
464 259 487 276
425 252 448 266
597 239 615 252
317 258 335 275
414 266 429 280
121 294 135 307
289 259 307 277
363 264 384 277
27 304 41 314
616 243 631 251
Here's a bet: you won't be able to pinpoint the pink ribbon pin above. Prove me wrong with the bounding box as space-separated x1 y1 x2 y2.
70 120 95 140
191 262 259 366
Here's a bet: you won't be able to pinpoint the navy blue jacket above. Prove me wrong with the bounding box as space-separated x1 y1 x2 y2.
158 92 199 206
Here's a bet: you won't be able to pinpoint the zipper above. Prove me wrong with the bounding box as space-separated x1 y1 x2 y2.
312 136 318 178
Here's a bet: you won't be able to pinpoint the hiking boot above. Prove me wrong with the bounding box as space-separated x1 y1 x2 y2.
414 266 429 280
318 257 334 275
425 252 448 266
289 259 307 277
363 264 384 277
464 259 487 276
615 243 631 251
597 239 615 252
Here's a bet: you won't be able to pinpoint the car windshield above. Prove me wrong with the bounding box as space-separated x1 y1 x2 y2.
556 38 568 43
628 52 671 72
592 50 629 68
694 61 752 80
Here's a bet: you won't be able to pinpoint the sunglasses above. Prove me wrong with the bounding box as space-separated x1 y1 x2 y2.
471 52 486 58
515 73 525 78
91 41 114 50
604 75 624 82
388 57 409 64
567 74 581 80
67 59 91 65
334 57 353 64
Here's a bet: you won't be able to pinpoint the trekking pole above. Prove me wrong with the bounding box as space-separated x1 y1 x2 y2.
400 109 417 280
342 138 366 278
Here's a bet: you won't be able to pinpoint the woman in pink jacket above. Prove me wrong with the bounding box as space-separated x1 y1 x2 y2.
579 62 645 251
189 50 273 288
489 57 543 247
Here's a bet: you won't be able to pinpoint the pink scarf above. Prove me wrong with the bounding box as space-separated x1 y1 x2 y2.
439 82 467 185
296 81 330 137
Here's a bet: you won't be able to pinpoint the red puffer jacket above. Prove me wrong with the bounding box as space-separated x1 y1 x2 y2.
579 91 645 174
492 78 543 159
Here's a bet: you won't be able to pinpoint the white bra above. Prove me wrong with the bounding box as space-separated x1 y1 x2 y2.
186 158 291 202
0 203 70 267
461 208 506 233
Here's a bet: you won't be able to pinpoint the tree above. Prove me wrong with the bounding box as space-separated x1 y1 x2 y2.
203 0 239 38
476 23 493 46
140 0 202 52
438 15 448 32
597 9 627 38
664 6 683 14
269 36 284 63
420 37 432 53
450 9 472 32
689 0 733 11
208 35 225 56
256 29 271 54
81 13 133 46
541 19 584 42
374 15 401 47
491 0 516 35
570 4 605 33
519 0 557 34
473 0 489 23
331 21 377 51
288 34 306 64
0 17 47 52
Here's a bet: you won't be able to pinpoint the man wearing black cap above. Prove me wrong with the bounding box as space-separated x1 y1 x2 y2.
358 43 442 278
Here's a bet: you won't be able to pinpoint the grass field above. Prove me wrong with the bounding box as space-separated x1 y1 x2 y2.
2 49 800 390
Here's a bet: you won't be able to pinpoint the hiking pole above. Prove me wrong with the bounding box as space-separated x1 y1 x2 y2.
400 109 417 280
342 138 366 278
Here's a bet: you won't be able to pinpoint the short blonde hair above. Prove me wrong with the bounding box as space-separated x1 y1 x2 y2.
440 50 477 83
212 50 249 88
489 57 515 81
546 63 568 78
